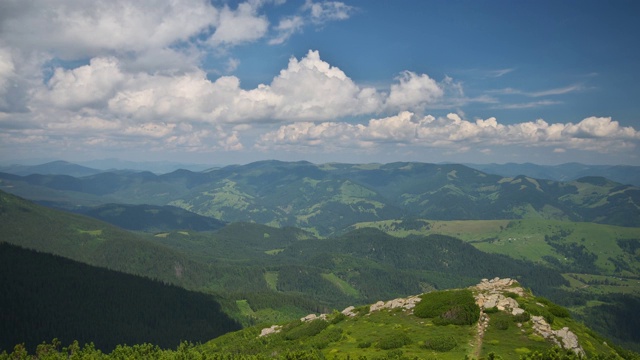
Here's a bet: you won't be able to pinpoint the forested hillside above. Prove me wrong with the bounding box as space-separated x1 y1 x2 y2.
0 242 240 352
2 186 639 352
1 160 638 235
75 203 226 232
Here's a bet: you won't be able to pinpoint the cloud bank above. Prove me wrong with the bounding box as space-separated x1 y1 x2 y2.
0 0 637 163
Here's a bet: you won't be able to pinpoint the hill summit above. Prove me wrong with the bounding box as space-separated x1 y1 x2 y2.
205 277 627 359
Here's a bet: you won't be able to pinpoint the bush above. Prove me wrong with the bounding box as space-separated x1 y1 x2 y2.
330 312 346 324
513 312 531 322
484 306 499 313
494 318 509 330
283 320 328 340
422 336 456 352
505 292 519 299
357 341 372 348
377 333 411 350
548 304 571 318
414 289 480 325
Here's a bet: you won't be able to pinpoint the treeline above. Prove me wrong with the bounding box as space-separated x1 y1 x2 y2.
0 243 240 352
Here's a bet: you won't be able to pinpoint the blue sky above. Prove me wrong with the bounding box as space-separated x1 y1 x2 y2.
1 0 639 166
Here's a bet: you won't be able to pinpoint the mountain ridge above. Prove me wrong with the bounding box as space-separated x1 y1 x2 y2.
2 160 637 234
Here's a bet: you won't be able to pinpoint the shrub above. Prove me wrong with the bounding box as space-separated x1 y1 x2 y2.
505 292 519 299
357 341 372 348
377 333 411 350
414 289 480 325
386 349 404 359
330 312 347 324
513 312 531 322
494 318 509 330
548 304 570 318
283 319 328 340
422 336 456 352
484 306 499 313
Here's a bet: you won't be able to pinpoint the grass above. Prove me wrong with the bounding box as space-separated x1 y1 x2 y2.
352 218 640 274
235 299 256 318
264 271 279 291
77 229 103 236
563 273 640 296
321 273 360 297
481 312 549 360
265 248 284 255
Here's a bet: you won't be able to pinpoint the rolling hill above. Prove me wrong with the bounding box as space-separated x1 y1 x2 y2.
75 203 227 232
2 189 640 351
466 162 640 187
1 160 638 235
0 160 103 177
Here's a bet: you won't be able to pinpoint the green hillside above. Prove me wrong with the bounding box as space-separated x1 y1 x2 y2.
0 190 334 324
2 161 638 236
2 189 639 351
77 203 227 232
202 278 632 360
0 243 240 352
3 278 635 359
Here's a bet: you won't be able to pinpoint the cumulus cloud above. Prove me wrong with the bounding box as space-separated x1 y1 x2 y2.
0 0 219 59
257 113 640 154
36 57 125 110
209 2 269 45
0 0 634 164
64 50 422 125
386 71 444 111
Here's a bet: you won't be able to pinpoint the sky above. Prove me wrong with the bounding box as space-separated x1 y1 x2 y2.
1 0 639 166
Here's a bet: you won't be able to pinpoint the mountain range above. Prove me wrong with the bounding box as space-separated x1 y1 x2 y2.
1 160 638 235
1 159 639 356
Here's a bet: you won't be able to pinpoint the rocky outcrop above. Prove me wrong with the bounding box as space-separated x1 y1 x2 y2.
531 316 584 356
474 278 525 316
259 325 282 337
473 277 584 357
300 313 327 322
341 306 357 317
369 295 421 313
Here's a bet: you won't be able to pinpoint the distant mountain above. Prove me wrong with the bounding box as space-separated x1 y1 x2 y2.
0 242 240 352
466 162 640 186
1 160 638 234
76 203 227 232
0 160 102 177
79 158 218 174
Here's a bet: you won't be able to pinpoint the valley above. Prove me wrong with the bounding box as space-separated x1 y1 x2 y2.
1 160 639 358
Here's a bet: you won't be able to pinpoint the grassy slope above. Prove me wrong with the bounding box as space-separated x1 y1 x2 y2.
351 218 640 274
202 281 624 360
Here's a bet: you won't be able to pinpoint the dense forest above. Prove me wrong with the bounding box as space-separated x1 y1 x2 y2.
0 243 240 352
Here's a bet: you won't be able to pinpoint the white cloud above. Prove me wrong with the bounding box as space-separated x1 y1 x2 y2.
386 71 445 111
209 2 269 45
491 100 561 110
304 0 355 23
563 116 639 139
489 84 585 98
257 113 640 154
99 50 388 123
269 16 305 45
36 57 125 110
1 0 219 59
0 47 17 110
